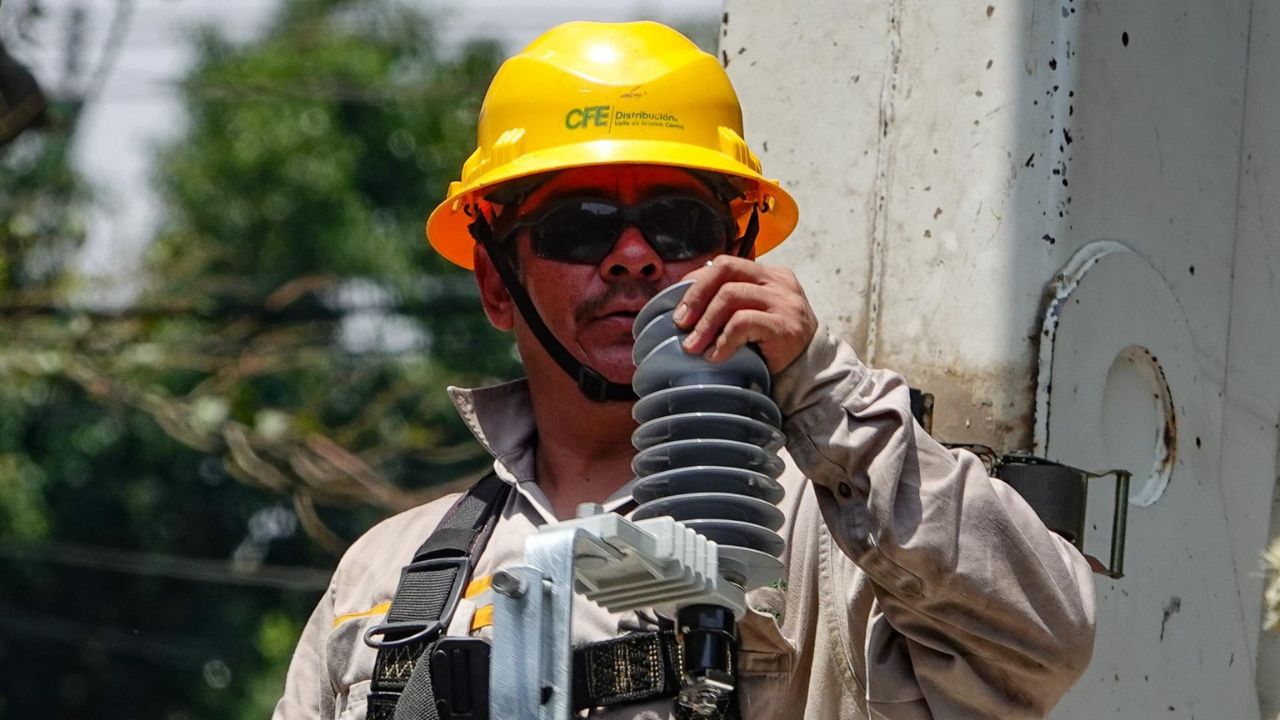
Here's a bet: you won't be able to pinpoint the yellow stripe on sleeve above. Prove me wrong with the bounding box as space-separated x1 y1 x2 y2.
465 575 491 598
470 604 494 631
331 601 391 629
332 576 491 631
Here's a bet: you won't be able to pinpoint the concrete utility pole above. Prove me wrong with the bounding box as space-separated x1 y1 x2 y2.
723 0 1280 717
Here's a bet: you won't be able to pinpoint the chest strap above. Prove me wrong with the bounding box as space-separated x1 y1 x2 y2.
364 471 510 720
573 628 739 719
396 627 736 717
573 628 681 711
574 626 740 718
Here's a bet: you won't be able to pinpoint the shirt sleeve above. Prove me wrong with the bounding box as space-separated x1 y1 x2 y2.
272 579 337 720
771 326 1097 719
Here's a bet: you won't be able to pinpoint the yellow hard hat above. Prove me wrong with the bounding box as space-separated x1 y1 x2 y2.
426 20 799 270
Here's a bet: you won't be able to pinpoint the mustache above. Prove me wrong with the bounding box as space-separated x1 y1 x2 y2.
574 281 658 325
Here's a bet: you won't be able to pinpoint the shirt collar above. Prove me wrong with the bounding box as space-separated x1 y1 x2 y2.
447 378 537 484
447 379 637 522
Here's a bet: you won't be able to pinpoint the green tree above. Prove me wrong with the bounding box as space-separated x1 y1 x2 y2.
0 97 88 552
0 0 513 716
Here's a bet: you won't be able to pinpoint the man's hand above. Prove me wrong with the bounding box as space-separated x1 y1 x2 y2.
673 256 819 375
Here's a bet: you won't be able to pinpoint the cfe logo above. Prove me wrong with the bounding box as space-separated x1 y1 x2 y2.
564 105 611 129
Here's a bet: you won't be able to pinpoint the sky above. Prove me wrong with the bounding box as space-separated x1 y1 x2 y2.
2 0 720 305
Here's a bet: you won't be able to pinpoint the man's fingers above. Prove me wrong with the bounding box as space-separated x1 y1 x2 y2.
674 255 765 329
670 257 816 373
682 282 773 355
703 309 777 363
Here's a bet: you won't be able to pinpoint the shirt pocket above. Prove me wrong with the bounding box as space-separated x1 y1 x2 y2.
738 585 795 676
736 585 797 717
336 679 371 720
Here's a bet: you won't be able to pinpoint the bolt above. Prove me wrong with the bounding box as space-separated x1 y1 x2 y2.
678 685 726 716
491 570 527 599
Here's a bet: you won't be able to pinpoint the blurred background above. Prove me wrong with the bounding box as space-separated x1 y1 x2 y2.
0 0 717 716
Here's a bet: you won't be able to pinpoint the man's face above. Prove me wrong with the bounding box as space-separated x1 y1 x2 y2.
479 164 735 385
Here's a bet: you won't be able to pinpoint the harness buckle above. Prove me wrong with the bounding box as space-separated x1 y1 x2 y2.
431 637 492 719
363 555 471 649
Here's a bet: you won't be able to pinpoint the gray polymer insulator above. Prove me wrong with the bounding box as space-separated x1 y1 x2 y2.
630 280 786 589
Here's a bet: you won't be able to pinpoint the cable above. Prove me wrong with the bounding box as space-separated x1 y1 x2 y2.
0 604 224 666
0 282 483 322
78 0 133 106
0 299 478 322
0 539 332 591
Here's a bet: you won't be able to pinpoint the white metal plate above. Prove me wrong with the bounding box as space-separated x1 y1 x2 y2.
1038 243 1254 718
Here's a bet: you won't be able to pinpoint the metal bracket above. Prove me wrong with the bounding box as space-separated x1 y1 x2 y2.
489 526 605 720
994 454 1129 579
488 513 752 720
945 445 1130 579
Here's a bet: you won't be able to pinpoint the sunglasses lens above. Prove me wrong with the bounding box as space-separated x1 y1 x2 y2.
528 197 731 264
531 201 621 263
640 198 729 261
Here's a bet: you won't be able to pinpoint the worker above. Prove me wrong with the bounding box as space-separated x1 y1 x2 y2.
273 20 1095 720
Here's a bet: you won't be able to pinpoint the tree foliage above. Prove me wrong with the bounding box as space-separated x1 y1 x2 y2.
0 0 512 716
0 104 87 294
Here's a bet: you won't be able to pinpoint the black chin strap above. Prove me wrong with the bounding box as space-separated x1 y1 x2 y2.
467 206 762 404
737 207 760 258
470 214 637 402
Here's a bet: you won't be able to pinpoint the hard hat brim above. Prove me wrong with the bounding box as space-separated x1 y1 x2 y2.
426 139 799 270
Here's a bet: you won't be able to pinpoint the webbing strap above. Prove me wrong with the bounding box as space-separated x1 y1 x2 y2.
736 207 760 259
571 629 739 719
392 650 439 720
572 629 682 711
365 472 511 720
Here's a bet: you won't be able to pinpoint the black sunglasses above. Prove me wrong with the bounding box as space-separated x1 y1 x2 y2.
501 195 737 265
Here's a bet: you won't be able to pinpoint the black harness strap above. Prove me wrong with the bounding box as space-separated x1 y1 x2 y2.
364 472 511 720
572 629 682 711
736 207 760 259
571 629 738 719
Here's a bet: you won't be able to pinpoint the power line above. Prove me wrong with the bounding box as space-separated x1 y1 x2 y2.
0 281 483 322
79 0 134 106
0 604 225 666
0 539 332 591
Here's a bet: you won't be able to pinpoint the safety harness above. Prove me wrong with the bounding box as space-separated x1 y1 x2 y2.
364 471 511 719
364 473 739 719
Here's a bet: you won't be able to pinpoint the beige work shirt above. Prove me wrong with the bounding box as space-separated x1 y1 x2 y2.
273 329 1096 719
